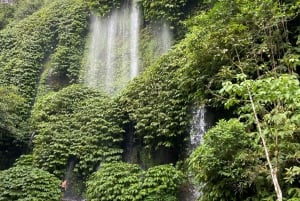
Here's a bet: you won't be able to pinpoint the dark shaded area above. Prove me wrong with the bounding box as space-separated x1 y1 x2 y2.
0 130 24 170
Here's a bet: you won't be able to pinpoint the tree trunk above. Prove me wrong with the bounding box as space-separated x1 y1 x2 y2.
247 85 283 201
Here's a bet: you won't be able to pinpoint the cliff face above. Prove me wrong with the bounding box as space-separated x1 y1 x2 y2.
0 0 299 201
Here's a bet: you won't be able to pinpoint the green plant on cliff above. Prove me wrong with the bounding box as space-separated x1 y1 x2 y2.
118 44 190 154
85 0 121 16
0 0 89 118
142 0 187 27
86 162 183 201
141 164 183 201
86 162 142 201
31 85 124 177
188 1 300 200
13 0 46 20
0 165 60 201
220 74 300 200
0 85 26 169
189 119 258 201
0 3 15 30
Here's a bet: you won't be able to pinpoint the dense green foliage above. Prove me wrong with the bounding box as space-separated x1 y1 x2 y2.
13 0 47 20
44 0 88 90
141 165 184 201
86 162 183 201
119 47 190 152
0 86 26 169
0 86 24 139
189 119 256 201
220 74 300 200
0 165 60 201
86 162 142 201
0 3 14 30
31 85 124 177
0 0 89 117
186 0 300 200
142 0 187 27
85 0 120 16
0 0 299 200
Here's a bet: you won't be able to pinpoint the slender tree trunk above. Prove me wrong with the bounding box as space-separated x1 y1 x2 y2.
246 85 283 201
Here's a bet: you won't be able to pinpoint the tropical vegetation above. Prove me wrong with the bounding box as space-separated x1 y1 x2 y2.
0 0 299 200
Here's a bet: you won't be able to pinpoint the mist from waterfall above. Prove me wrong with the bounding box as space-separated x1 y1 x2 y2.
151 22 173 58
85 0 141 94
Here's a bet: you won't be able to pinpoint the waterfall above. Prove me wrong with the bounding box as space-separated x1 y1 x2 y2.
105 11 117 93
151 22 173 58
85 0 141 94
130 0 140 79
161 23 173 54
182 106 211 201
189 107 207 150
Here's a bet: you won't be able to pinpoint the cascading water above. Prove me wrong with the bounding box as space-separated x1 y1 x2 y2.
85 0 141 94
150 22 173 58
130 0 139 79
160 23 173 54
189 107 207 150
182 106 211 201
84 0 173 94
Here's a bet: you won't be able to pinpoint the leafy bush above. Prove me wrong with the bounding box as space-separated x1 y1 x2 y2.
142 0 187 26
13 0 46 20
31 85 124 177
86 162 142 201
189 74 300 200
85 0 120 16
220 74 300 200
0 85 25 169
0 165 60 201
0 0 89 118
118 45 190 153
86 162 183 201
47 0 88 88
0 85 24 137
189 119 260 201
0 3 15 30
142 165 183 201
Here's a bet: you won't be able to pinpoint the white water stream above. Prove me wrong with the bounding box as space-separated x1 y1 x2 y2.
85 0 141 94
185 106 209 201
190 107 207 150
84 0 173 94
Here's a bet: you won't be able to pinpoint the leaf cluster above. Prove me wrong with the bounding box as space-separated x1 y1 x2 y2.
0 3 15 30
189 119 265 201
86 162 183 201
31 85 124 177
177 0 299 103
0 165 61 201
142 0 187 28
0 0 89 118
85 0 121 16
118 45 190 152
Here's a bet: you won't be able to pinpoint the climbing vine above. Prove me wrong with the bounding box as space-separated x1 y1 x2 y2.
31 85 124 177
